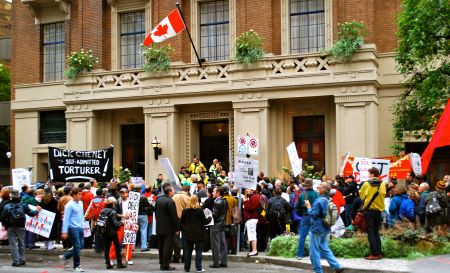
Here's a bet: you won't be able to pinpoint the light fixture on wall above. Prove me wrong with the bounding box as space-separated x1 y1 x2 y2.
151 137 162 160
0 141 11 159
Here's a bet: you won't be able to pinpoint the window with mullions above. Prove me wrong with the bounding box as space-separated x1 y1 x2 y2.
200 0 229 61
40 111 66 144
43 22 65 82
290 0 325 53
121 11 145 69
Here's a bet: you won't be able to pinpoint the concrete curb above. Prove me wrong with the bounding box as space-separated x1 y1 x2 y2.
0 247 411 273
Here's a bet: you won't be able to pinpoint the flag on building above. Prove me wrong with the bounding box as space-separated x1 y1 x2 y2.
143 9 186 46
421 98 450 174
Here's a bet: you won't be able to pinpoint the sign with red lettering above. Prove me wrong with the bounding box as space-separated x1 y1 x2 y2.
25 205 55 239
123 191 140 245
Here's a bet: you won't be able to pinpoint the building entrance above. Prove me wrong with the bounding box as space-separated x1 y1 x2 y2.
121 124 145 178
199 121 230 172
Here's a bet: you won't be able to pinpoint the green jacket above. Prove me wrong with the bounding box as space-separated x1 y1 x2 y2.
295 188 318 216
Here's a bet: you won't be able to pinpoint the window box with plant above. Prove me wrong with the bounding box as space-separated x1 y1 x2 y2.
142 44 172 73
327 21 367 63
65 49 98 79
235 29 265 66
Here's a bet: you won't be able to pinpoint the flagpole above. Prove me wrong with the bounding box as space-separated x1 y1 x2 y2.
176 2 204 68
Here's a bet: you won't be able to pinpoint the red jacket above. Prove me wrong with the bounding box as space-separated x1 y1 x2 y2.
81 190 94 213
244 194 260 221
331 189 346 214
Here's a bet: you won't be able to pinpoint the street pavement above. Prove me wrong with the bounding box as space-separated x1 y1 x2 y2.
0 252 314 273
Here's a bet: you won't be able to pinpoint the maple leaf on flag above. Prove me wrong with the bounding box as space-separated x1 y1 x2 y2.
153 24 169 37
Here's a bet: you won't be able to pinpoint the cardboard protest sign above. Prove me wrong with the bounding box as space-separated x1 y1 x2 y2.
159 157 181 189
410 153 422 176
123 191 139 245
25 205 56 238
286 142 302 176
12 168 31 191
353 157 390 183
234 157 258 189
48 147 113 182
84 220 91 238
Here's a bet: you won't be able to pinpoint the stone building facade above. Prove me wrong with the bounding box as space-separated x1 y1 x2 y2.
11 0 406 183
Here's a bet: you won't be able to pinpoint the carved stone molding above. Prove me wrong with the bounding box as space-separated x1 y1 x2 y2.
143 106 177 114
65 110 95 119
22 0 71 24
233 100 269 109
334 94 378 105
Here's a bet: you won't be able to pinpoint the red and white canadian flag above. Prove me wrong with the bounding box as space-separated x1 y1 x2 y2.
143 9 186 46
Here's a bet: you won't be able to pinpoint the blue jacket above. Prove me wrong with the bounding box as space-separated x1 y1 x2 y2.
389 193 408 222
307 195 330 234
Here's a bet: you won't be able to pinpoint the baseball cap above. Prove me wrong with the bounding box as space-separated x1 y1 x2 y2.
119 187 128 193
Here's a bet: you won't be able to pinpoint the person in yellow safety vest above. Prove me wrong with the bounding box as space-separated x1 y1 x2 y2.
209 159 219 175
180 171 192 186
216 170 228 185
188 157 206 175
178 166 188 181
212 164 223 179
198 169 209 185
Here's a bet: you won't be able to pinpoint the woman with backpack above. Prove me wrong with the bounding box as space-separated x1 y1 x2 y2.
100 197 126 269
388 185 408 227
267 187 291 239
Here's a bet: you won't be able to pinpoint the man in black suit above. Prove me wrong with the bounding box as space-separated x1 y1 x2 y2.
156 186 180 271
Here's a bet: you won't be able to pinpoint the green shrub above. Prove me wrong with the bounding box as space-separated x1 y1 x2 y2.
329 237 370 258
326 21 366 63
143 44 172 72
65 48 98 79
236 30 264 66
268 235 299 258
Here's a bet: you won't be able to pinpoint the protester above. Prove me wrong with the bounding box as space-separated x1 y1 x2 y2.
60 188 85 272
172 184 190 263
0 190 41 266
109 188 133 266
417 182 431 226
388 185 408 226
39 187 58 250
84 188 105 253
222 184 237 254
243 188 259 257
101 197 127 269
295 178 318 259
57 186 73 250
156 185 180 271
21 188 39 249
424 180 448 232
210 186 228 268
181 195 211 272
267 187 291 239
340 175 358 227
255 184 269 252
135 184 152 252
304 183 344 273
359 167 387 260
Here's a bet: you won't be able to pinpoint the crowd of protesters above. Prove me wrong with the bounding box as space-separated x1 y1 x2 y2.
0 156 449 273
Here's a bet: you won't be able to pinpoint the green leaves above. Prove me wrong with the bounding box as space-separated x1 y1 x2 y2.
393 0 450 144
0 64 10 101
236 30 264 66
142 44 172 73
326 21 366 63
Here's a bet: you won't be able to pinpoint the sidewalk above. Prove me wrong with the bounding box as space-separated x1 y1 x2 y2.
0 242 411 273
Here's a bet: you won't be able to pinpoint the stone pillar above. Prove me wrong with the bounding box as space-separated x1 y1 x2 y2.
334 86 379 161
143 106 179 185
66 109 96 151
233 100 270 174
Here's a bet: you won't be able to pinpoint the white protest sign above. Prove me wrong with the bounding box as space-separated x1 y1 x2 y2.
84 220 91 238
25 205 55 238
353 157 390 183
338 152 350 176
286 142 302 176
312 179 322 192
410 153 422 176
123 191 139 245
234 157 258 189
159 157 181 189
12 168 31 191
248 137 259 156
237 136 249 155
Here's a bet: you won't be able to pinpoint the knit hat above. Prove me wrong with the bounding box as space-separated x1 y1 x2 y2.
436 180 446 191
10 190 20 199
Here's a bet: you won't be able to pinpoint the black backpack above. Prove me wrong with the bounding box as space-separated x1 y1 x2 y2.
270 197 286 220
96 209 110 234
5 203 26 227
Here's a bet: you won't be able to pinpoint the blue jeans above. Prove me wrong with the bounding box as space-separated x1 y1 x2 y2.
344 204 353 227
184 240 204 271
297 216 311 257
138 215 148 249
24 229 36 248
64 227 84 269
7 227 25 263
309 231 341 273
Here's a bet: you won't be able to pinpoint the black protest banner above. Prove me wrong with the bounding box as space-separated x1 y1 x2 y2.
48 147 113 182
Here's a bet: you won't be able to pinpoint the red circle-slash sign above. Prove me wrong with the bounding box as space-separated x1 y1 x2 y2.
250 138 257 148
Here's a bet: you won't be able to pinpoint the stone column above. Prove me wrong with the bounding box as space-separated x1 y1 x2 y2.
233 100 270 174
143 105 179 185
66 108 96 151
334 86 379 162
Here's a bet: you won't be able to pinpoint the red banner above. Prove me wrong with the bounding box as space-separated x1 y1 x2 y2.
342 154 411 180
